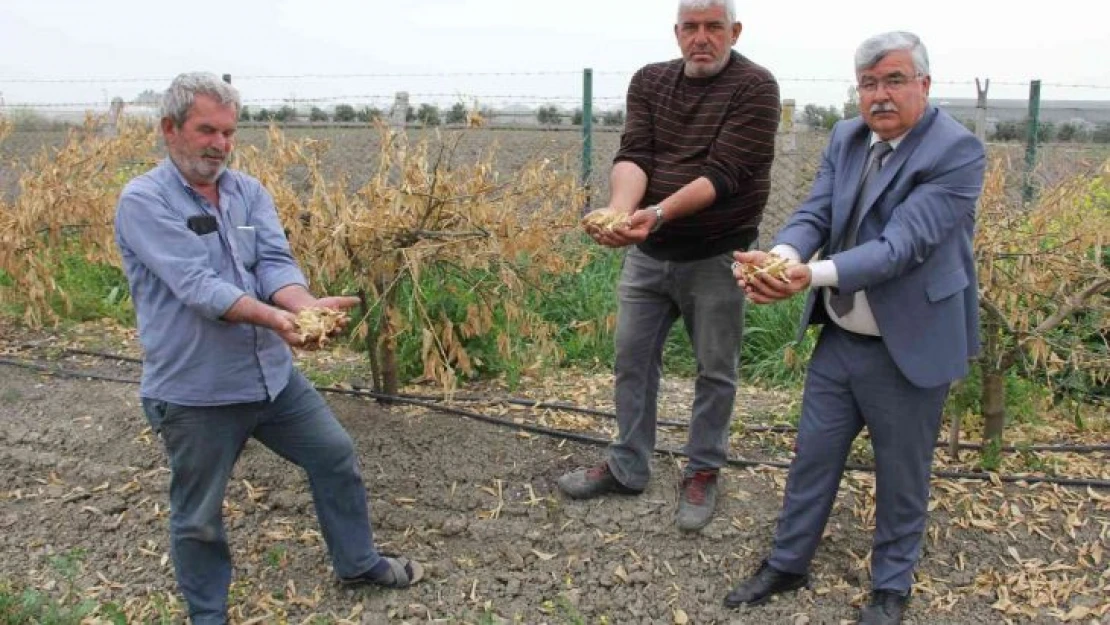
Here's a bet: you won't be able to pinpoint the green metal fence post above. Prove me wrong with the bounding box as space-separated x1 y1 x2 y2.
1022 79 1041 205
581 68 593 210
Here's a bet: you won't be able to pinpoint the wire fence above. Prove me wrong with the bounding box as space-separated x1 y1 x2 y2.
2 70 1109 235
3 70 1109 117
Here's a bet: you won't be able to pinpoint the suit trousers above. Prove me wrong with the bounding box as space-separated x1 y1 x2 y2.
607 247 745 489
768 324 948 592
141 369 380 625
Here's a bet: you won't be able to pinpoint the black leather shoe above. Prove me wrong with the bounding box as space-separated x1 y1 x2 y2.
723 560 808 608
858 589 909 625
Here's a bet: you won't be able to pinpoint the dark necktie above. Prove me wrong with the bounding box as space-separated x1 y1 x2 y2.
829 140 892 316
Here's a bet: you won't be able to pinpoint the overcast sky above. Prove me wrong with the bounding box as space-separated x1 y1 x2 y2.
1 0 1108 114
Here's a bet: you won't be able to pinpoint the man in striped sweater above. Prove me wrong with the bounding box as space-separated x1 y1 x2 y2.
557 0 780 532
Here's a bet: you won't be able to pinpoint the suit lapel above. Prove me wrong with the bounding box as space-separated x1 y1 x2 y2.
855 107 939 224
831 123 872 244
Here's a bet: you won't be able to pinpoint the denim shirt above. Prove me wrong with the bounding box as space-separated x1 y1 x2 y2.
115 159 307 405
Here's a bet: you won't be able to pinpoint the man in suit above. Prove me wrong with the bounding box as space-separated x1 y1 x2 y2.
722 32 985 624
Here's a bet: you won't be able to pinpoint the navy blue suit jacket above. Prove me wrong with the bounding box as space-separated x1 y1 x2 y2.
774 106 986 388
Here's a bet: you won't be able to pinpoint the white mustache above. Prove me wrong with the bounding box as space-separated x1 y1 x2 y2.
870 103 898 114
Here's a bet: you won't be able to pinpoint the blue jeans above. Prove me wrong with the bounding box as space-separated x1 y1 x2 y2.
142 369 380 625
608 247 746 489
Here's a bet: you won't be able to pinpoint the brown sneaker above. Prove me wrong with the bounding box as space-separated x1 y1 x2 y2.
676 469 719 531
557 462 643 499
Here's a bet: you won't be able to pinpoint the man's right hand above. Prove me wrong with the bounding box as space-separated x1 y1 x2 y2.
583 208 641 248
224 295 306 345
270 308 305 347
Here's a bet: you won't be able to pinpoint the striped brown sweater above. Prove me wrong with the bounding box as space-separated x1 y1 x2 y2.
615 50 780 261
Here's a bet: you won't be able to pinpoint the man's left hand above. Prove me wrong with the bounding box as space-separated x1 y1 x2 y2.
733 251 812 304
308 295 359 332
314 295 360 311
594 207 660 247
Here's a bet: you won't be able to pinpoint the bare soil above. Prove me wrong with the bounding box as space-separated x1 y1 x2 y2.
1 325 1106 624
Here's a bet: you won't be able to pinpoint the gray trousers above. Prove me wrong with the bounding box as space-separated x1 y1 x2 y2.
768 324 949 593
607 247 745 490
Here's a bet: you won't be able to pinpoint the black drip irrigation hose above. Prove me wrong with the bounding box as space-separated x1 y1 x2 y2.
379 390 1110 454
11 345 778 431
319 385 1110 489
62 348 143 364
15 346 1106 454
354 385 708 429
5 349 1110 454
0 357 140 385
7 348 1110 454
2 357 1108 490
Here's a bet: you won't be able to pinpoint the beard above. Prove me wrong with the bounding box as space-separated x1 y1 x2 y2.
684 52 730 78
169 147 229 185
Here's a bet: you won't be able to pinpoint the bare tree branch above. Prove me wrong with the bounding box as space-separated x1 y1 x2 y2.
1033 278 1110 335
979 297 1016 336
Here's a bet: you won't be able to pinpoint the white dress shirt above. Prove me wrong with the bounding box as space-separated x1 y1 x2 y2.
771 132 906 336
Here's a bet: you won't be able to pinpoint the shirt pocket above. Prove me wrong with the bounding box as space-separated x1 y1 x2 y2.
235 226 258 269
197 231 224 269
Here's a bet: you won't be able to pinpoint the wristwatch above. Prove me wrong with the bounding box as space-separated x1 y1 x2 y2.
648 204 665 233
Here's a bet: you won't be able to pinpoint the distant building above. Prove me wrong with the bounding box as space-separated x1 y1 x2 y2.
934 98 1110 129
486 104 541 126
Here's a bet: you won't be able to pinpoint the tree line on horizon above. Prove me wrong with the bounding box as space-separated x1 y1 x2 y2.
235 101 627 127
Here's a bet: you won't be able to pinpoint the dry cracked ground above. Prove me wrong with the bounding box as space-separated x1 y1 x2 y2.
0 323 1107 625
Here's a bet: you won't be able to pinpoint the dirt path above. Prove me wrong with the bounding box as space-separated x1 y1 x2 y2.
0 344 1107 624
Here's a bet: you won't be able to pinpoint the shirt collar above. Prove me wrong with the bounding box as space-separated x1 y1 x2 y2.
869 131 908 151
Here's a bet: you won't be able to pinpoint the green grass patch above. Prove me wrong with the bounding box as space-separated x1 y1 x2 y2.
49 251 134 324
0 583 96 625
9 240 814 391
533 244 622 370
0 246 134 324
530 245 813 386
741 297 814 387
946 366 1052 428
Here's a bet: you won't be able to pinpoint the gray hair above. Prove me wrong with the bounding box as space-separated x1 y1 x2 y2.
677 0 737 25
161 72 241 127
855 31 930 76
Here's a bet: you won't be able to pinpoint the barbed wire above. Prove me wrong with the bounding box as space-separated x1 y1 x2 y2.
8 92 1110 111
0 94 628 109
1 72 1108 90
0 71 583 83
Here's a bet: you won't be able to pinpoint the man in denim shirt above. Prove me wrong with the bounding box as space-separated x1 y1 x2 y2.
115 73 422 625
